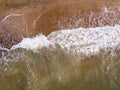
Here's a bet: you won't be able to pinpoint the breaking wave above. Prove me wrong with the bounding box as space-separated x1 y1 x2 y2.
11 25 120 56
0 25 120 90
0 1 120 89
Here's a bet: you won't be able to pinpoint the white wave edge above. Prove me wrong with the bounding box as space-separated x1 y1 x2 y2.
11 25 120 55
11 34 54 52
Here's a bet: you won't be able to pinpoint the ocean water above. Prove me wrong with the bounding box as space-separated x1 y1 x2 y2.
0 25 120 90
0 1 120 90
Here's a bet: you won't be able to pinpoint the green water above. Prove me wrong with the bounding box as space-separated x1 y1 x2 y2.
0 46 120 90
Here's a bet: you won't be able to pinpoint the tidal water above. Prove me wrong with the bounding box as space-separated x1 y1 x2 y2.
0 0 120 90
0 26 120 90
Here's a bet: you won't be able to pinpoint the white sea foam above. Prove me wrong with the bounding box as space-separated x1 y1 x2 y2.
11 25 120 55
48 25 120 55
11 34 53 52
1 14 23 23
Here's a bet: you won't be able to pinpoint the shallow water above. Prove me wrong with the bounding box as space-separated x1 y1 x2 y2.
0 47 120 90
0 26 120 90
0 0 120 90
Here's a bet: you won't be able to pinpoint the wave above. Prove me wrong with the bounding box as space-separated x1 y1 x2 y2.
0 25 119 90
11 34 54 52
0 1 120 89
11 25 120 56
